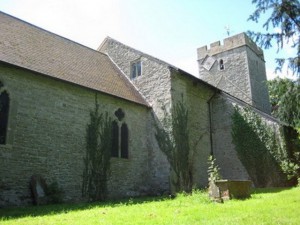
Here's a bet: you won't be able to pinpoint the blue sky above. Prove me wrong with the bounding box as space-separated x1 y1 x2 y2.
0 0 295 79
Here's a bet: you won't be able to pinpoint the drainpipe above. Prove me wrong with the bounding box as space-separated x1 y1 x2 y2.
207 91 218 156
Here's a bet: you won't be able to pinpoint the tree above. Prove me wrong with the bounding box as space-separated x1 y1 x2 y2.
155 98 193 193
248 0 300 76
268 78 300 129
82 98 112 201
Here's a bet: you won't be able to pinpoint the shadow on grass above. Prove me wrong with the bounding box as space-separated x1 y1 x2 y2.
0 194 173 220
0 188 294 220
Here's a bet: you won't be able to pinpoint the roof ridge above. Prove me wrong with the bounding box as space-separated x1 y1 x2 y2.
0 10 106 56
0 11 149 106
100 36 226 97
98 36 188 72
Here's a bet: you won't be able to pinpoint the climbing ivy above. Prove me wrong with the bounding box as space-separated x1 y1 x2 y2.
155 97 193 193
231 106 300 187
207 155 221 183
82 97 112 201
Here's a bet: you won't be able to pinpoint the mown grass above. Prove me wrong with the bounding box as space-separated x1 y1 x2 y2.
0 187 299 225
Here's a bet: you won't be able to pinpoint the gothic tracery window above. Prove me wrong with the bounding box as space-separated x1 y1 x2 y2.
111 121 119 157
111 108 129 158
121 123 128 158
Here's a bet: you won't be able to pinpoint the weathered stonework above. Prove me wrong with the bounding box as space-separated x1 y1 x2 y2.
210 94 251 180
0 63 152 206
210 92 286 183
100 38 172 192
0 16 289 207
197 33 271 114
170 71 215 187
100 39 217 189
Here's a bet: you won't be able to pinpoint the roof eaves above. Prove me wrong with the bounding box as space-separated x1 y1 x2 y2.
169 66 220 92
105 54 151 107
220 91 283 124
0 60 150 108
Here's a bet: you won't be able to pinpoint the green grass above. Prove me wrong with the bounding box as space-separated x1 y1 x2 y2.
1 188 300 225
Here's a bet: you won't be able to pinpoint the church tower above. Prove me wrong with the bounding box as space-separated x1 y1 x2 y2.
197 33 271 114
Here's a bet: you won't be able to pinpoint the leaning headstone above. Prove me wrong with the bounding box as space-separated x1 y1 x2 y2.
30 175 48 205
208 180 223 203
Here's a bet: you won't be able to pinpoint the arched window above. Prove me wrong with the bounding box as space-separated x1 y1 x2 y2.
111 108 129 159
121 123 128 158
219 59 224 70
111 121 119 157
0 91 9 144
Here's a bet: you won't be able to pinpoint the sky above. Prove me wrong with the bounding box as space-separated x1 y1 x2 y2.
0 0 296 80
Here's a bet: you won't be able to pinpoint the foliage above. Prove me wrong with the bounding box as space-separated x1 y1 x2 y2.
231 106 299 187
248 0 300 76
155 97 193 193
1 188 300 225
82 98 112 201
207 155 221 183
46 182 64 204
268 77 300 129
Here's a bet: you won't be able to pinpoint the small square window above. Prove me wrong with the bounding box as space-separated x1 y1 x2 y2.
219 59 224 70
131 60 142 79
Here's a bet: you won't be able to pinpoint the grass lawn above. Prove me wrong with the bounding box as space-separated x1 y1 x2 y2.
0 187 299 225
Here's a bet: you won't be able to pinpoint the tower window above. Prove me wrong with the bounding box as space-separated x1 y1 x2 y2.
131 60 142 79
219 59 224 70
0 90 9 145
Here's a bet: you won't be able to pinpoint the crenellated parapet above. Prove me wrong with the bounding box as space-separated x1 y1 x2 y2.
197 33 264 60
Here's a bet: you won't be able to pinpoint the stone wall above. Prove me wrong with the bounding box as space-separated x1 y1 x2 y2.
210 92 283 185
100 38 171 194
0 63 151 206
246 47 271 113
170 70 214 187
210 94 250 180
197 33 271 114
198 46 252 104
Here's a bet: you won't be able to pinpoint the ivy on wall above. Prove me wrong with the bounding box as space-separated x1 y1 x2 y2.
82 98 112 201
155 97 193 193
231 106 300 187
207 155 221 183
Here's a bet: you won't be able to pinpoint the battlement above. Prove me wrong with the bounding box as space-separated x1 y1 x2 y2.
197 32 264 60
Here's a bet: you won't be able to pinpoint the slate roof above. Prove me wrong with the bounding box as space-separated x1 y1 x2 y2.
0 11 148 106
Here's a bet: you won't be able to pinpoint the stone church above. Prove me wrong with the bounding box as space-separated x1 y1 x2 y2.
0 11 281 206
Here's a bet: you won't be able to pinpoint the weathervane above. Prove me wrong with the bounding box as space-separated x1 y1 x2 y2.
224 25 230 36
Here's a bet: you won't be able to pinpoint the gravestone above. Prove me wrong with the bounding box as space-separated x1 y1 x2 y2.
30 175 48 205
